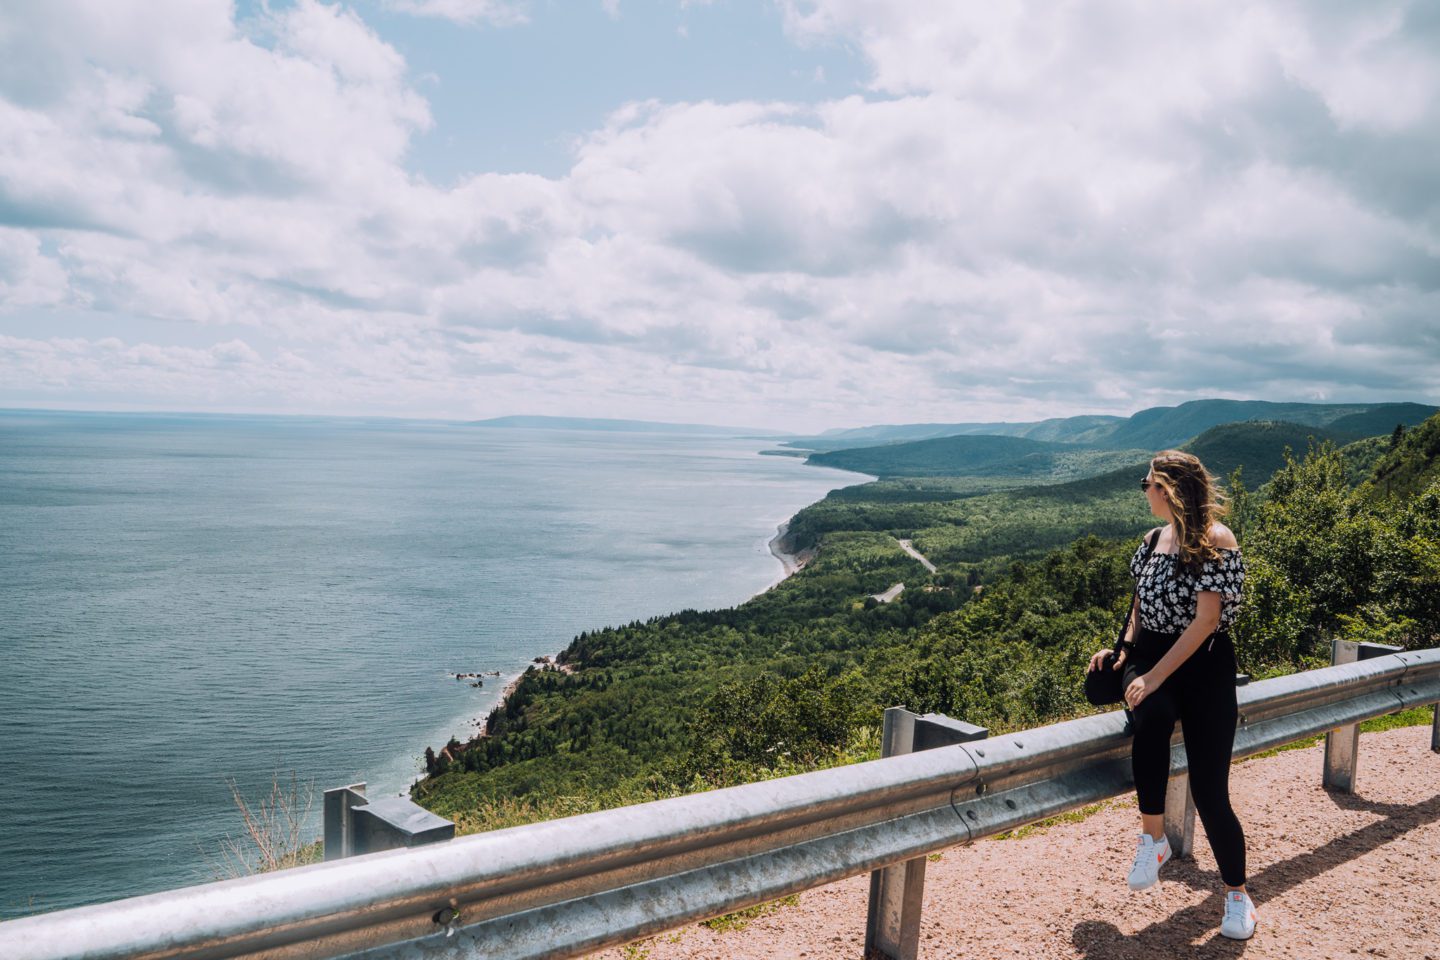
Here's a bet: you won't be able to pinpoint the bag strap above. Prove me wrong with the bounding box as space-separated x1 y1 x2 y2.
1114 527 1163 655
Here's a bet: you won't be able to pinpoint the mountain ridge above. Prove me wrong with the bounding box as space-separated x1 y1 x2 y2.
784 400 1436 455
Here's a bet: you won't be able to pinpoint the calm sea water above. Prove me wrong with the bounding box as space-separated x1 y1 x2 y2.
0 410 862 919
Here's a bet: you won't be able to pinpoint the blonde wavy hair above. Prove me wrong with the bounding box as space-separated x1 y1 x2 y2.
1149 450 1229 573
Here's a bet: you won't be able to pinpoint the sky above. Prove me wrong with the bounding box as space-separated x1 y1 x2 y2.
1 0 1438 433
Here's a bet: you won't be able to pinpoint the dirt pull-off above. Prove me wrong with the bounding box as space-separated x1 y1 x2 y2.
588 723 1440 960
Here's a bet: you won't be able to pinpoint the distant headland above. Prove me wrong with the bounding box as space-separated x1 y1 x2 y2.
466 415 783 437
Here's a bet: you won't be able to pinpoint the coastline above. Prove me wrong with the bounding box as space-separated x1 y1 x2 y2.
414 653 572 792
418 514 819 788
766 520 815 579
411 451 869 788
483 655 577 727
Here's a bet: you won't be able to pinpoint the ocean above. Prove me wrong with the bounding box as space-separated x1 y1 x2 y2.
0 410 862 919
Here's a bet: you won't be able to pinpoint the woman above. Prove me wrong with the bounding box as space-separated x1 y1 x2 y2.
1087 450 1257 940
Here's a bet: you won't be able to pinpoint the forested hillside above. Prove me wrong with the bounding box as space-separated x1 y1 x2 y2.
785 419 1358 578
781 400 1434 455
806 434 1147 480
779 414 1125 451
1183 420 1347 478
1094 399 1427 450
413 412 1440 832
806 423 1353 492
1367 414 1440 501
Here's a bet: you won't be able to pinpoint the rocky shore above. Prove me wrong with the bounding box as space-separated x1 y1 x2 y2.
425 654 574 776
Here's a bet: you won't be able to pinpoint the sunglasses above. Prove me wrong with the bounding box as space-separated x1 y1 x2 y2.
1139 479 1155 491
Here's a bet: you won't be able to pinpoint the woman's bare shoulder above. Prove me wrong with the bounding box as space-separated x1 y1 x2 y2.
1209 522 1239 549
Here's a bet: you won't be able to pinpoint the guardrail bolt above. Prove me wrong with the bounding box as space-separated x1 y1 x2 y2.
433 905 462 938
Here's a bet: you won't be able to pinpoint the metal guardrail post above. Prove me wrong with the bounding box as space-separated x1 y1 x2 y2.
323 783 368 861
865 708 988 960
1162 773 1196 859
1432 702 1440 754
323 782 454 860
1323 640 1405 792
865 708 919 960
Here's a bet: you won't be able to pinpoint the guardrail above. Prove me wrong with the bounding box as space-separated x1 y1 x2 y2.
4 646 1437 960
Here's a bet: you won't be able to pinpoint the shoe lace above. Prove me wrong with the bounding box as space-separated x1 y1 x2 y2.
1224 894 1249 923
1131 837 1153 870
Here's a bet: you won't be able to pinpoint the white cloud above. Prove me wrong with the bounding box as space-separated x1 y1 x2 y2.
0 0 1437 429
0 230 68 307
384 0 529 27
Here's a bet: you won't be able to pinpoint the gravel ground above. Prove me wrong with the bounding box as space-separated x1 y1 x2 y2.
587 723 1440 960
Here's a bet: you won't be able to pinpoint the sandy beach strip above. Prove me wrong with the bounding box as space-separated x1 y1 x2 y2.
767 520 813 578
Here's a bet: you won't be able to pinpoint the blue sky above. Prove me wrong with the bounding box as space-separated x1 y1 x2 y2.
1 1 1437 431
333 0 867 181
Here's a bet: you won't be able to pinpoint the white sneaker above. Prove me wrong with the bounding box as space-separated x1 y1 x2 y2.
1220 890 1258 940
1127 833 1171 891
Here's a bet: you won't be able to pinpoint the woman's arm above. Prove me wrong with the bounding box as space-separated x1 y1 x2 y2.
1124 591 1221 705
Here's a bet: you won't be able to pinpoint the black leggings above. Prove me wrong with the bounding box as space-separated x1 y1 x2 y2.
1124 625 1247 887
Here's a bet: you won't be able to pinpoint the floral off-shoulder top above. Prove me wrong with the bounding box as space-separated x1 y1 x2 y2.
1129 530 1246 633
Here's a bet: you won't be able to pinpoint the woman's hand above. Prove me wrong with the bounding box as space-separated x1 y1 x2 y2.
1125 672 1155 708
1087 648 1128 673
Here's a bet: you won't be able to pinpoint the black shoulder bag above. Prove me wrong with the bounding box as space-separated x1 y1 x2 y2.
1084 528 1162 706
